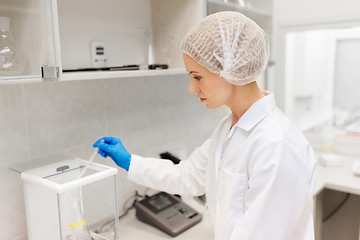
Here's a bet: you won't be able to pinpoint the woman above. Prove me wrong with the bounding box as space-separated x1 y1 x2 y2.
93 11 318 240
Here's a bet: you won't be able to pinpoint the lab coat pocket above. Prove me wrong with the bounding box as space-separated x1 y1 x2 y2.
217 170 248 236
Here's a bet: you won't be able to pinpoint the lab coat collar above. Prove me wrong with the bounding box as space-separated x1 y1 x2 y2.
233 91 276 132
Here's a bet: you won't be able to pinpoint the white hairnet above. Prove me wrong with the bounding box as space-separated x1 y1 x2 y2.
180 11 269 85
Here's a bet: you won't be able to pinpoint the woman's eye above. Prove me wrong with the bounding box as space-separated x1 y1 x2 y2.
193 76 201 81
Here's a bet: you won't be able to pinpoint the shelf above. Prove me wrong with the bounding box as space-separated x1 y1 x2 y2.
0 75 43 85
57 0 205 76
0 69 189 84
0 0 205 84
59 68 188 81
207 0 272 17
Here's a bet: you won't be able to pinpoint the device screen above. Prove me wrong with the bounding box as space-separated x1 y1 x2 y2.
148 194 173 210
141 192 179 214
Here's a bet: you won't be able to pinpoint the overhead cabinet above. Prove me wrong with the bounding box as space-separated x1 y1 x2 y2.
58 0 207 81
0 0 272 83
0 0 206 82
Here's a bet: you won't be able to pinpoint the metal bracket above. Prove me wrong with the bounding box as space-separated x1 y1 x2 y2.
41 65 60 79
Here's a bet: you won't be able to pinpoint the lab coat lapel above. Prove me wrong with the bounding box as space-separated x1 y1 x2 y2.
214 116 233 181
216 92 277 175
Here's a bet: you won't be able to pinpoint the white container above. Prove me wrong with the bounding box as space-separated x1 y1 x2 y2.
21 158 119 240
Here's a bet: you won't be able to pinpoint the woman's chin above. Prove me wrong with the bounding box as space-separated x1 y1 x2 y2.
205 103 222 110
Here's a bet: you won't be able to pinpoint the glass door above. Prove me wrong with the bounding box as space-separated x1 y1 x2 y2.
0 0 59 81
284 26 360 131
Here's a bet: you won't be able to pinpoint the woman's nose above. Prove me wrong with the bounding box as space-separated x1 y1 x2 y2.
188 79 199 93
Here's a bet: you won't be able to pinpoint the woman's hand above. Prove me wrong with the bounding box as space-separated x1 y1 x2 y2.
93 137 131 171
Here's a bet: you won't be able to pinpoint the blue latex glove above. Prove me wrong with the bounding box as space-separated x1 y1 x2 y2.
93 137 131 171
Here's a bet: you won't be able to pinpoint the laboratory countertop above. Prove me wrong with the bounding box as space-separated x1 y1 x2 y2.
314 154 360 196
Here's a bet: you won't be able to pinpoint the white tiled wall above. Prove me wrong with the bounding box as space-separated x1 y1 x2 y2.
0 74 227 240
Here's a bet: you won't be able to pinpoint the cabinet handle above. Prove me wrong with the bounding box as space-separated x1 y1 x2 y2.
41 65 60 79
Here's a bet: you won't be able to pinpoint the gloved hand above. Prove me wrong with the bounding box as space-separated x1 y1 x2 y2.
93 137 131 171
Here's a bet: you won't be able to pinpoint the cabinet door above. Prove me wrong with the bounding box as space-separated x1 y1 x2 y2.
283 27 360 131
0 0 59 82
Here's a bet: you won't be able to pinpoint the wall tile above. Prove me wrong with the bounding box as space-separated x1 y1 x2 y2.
0 85 29 165
23 80 107 158
103 74 227 158
104 75 193 135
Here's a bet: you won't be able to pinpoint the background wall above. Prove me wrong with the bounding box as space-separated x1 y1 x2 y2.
274 0 360 26
273 0 360 239
58 0 152 69
271 0 360 110
0 74 227 240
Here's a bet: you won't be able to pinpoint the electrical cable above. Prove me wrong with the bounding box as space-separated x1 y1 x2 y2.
93 190 148 234
322 193 350 222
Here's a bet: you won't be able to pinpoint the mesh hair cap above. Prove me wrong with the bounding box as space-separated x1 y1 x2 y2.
180 11 269 85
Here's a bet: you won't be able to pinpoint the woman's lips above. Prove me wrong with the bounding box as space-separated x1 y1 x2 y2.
200 97 206 102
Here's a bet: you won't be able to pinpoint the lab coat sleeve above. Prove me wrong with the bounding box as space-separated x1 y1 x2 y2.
127 138 211 196
230 139 316 240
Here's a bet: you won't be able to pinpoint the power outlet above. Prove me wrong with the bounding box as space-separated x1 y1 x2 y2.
90 41 107 68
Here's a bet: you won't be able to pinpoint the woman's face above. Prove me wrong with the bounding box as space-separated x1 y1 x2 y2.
183 53 234 109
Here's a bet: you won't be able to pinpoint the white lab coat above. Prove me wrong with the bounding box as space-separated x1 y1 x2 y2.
128 92 318 240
